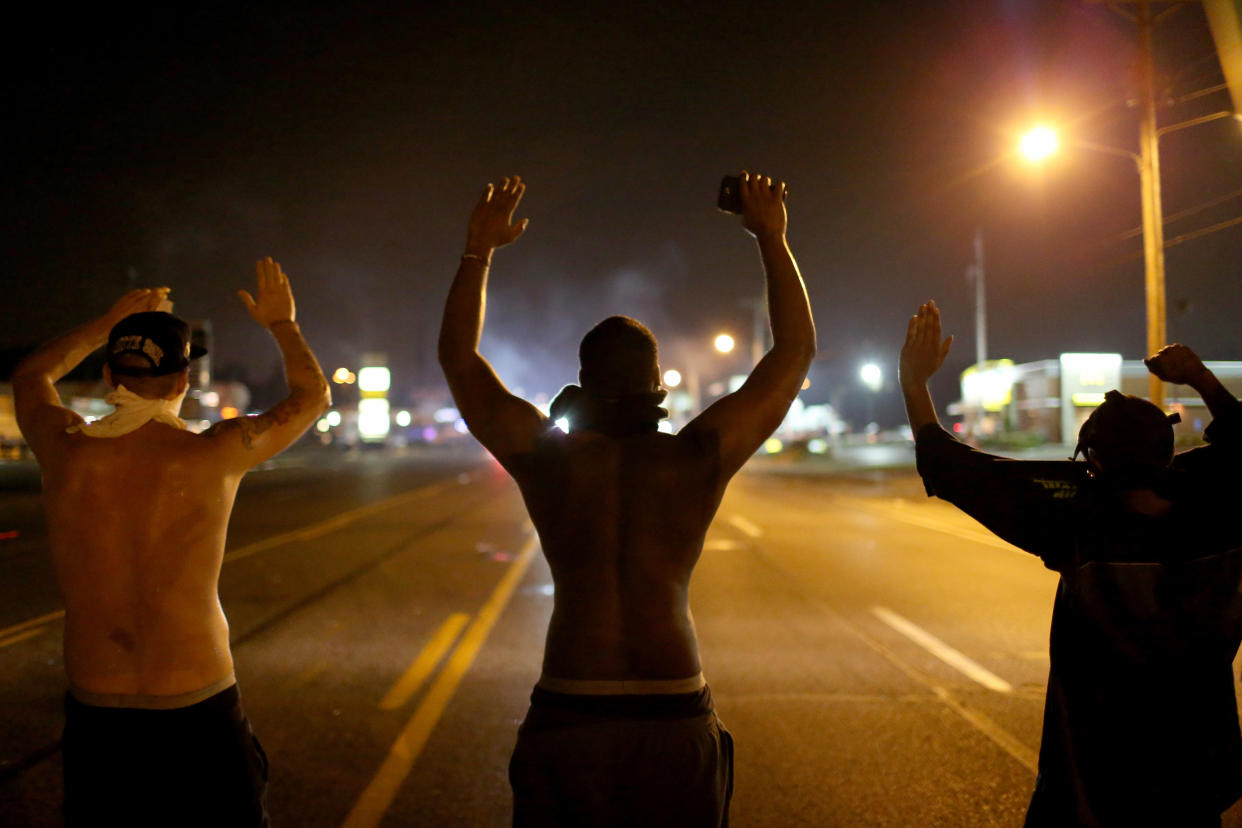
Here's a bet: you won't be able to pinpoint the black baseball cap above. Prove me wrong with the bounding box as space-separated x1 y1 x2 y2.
1073 389 1180 474
106 312 207 377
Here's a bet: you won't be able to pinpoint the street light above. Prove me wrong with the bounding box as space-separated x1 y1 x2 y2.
1016 5 1236 408
859 363 882 392
859 362 883 430
1018 119 1172 405
662 369 682 388
1019 125 1059 162
714 333 735 354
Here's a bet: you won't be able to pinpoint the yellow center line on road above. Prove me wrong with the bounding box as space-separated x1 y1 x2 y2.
0 609 66 642
379 612 471 711
341 533 539 828
0 475 473 647
0 627 44 649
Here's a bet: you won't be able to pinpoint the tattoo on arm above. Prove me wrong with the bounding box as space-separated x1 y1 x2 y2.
205 399 303 451
203 322 325 455
236 414 274 450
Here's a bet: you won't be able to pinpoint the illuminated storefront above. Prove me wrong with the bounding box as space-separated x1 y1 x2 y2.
950 355 1242 445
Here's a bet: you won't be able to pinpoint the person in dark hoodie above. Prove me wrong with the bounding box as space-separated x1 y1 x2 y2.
900 300 1242 827
438 174 814 826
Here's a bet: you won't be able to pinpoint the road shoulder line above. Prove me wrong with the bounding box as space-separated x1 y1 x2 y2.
727 514 763 538
872 606 1014 693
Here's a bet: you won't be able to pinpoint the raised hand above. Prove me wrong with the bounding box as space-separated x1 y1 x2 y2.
900 301 954 389
104 288 170 326
1145 343 1209 387
739 171 787 240
465 175 529 255
238 257 296 329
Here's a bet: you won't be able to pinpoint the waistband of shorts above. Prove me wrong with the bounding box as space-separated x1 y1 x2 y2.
536 672 706 695
68 673 237 710
528 681 715 722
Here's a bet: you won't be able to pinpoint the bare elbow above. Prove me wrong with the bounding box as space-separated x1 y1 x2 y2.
437 334 466 370
294 378 332 416
437 339 478 376
10 357 40 385
798 327 817 362
772 331 817 369
436 342 455 370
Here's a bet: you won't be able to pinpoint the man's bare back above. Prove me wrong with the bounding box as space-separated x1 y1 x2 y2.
513 428 724 682
440 174 813 823
440 174 813 687
15 261 330 701
44 422 246 696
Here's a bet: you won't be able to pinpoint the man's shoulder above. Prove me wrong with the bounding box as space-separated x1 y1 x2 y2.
511 427 718 478
67 424 235 463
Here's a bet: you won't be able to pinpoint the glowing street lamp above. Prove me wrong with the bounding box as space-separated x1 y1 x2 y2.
1013 4 1236 408
859 362 882 392
663 369 682 388
1019 115 1176 406
714 333 735 354
1019 125 1059 162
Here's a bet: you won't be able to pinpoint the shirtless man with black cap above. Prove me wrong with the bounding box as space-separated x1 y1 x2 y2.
439 174 815 826
13 257 330 826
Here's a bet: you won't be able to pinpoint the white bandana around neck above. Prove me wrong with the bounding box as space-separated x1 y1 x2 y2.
66 385 188 438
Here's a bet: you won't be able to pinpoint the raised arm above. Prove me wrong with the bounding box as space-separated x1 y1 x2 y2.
12 288 169 460
206 258 330 468
899 302 1076 564
682 172 816 476
438 175 546 463
899 301 954 433
1145 344 1237 420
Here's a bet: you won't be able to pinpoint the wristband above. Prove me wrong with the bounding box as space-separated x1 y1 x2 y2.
461 253 491 265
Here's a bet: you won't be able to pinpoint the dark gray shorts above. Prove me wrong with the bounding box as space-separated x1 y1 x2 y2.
509 685 733 827
62 683 269 827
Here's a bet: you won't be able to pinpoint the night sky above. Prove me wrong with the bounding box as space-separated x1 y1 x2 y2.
3 1 1240 426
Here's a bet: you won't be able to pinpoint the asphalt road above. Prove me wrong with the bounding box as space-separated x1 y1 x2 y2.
2 446 1242 826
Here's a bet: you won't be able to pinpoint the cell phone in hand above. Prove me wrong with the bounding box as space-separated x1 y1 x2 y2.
717 176 743 214
717 175 786 214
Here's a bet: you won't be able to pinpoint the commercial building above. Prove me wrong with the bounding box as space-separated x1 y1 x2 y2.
950 354 1242 446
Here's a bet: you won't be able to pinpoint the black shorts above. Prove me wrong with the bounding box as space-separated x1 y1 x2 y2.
510 685 734 827
62 684 269 827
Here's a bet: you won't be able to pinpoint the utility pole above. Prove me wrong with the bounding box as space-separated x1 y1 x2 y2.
1136 1 1169 407
1085 0 1238 407
968 230 987 368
